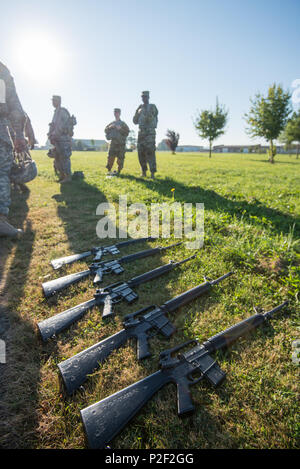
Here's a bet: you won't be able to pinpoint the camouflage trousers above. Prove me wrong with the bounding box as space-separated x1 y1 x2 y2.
137 130 157 173
0 141 13 216
106 142 126 172
53 137 72 176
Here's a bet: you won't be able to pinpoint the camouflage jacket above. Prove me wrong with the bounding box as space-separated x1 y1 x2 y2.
133 103 158 130
48 106 71 141
105 120 130 145
0 62 25 146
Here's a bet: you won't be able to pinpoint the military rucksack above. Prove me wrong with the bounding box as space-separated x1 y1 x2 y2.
10 149 37 184
68 114 77 137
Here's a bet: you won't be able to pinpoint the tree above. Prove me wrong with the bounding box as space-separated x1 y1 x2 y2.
194 99 228 158
279 110 300 159
245 84 291 163
126 130 137 150
76 140 83 151
165 129 180 154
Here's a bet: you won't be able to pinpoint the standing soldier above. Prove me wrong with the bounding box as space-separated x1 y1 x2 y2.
104 108 129 176
133 91 158 179
48 95 75 183
0 61 27 237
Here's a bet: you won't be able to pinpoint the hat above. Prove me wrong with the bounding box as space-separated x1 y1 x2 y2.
141 91 150 97
114 108 121 113
52 95 61 100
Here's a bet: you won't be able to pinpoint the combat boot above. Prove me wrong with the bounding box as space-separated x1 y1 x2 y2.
0 215 23 238
141 170 147 177
151 172 155 179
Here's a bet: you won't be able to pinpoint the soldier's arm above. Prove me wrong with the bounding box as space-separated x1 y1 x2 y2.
25 114 37 149
120 122 130 137
53 108 70 136
133 105 142 125
104 122 114 140
6 71 25 141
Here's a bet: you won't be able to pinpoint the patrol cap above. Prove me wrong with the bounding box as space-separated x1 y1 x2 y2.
141 91 150 97
114 108 121 113
52 95 61 101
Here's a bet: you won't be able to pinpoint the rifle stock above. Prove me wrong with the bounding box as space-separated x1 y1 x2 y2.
80 370 169 449
58 329 129 394
42 270 91 298
51 251 92 270
38 298 97 342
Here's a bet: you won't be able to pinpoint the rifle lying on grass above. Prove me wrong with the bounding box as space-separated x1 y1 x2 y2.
43 242 182 298
58 272 233 395
50 237 154 270
38 255 196 342
80 300 288 449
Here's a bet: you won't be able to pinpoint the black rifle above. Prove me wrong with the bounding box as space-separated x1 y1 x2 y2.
50 237 154 270
38 255 195 342
80 301 288 449
43 242 181 298
58 272 233 395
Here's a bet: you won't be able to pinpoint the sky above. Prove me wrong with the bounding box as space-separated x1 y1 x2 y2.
2 0 300 147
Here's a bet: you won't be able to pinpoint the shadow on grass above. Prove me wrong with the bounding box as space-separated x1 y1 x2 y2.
122 175 300 237
249 159 299 165
0 186 40 448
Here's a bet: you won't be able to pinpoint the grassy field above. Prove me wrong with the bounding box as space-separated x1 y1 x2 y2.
0 150 299 449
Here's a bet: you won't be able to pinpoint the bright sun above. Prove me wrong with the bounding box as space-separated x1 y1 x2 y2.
15 33 64 82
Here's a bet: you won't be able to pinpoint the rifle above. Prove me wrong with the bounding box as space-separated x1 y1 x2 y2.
37 255 196 342
43 242 182 298
50 237 154 270
58 272 233 395
80 301 288 449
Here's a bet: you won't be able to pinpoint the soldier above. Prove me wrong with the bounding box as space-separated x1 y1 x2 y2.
133 91 158 179
48 95 74 183
104 108 129 176
0 61 27 237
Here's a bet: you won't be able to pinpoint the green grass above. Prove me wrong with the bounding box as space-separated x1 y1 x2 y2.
0 150 299 449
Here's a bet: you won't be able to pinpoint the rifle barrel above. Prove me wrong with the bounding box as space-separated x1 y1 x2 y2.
204 301 288 352
211 271 234 286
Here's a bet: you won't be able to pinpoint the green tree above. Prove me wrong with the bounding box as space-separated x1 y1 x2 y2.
165 129 180 154
245 84 291 163
76 140 83 151
126 130 137 150
279 110 300 159
194 99 228 158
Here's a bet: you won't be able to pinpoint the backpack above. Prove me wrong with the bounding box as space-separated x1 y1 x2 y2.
11 149 37 184
68 114 77 137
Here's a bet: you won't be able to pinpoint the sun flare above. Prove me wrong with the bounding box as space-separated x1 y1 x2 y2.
14 33 64 82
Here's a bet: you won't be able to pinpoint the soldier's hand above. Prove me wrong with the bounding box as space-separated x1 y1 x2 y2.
14 137 27 152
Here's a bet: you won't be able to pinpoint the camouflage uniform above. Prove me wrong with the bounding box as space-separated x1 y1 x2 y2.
105 113 129 172
0 62 25 216
133 91 158 175
48 100 72 177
